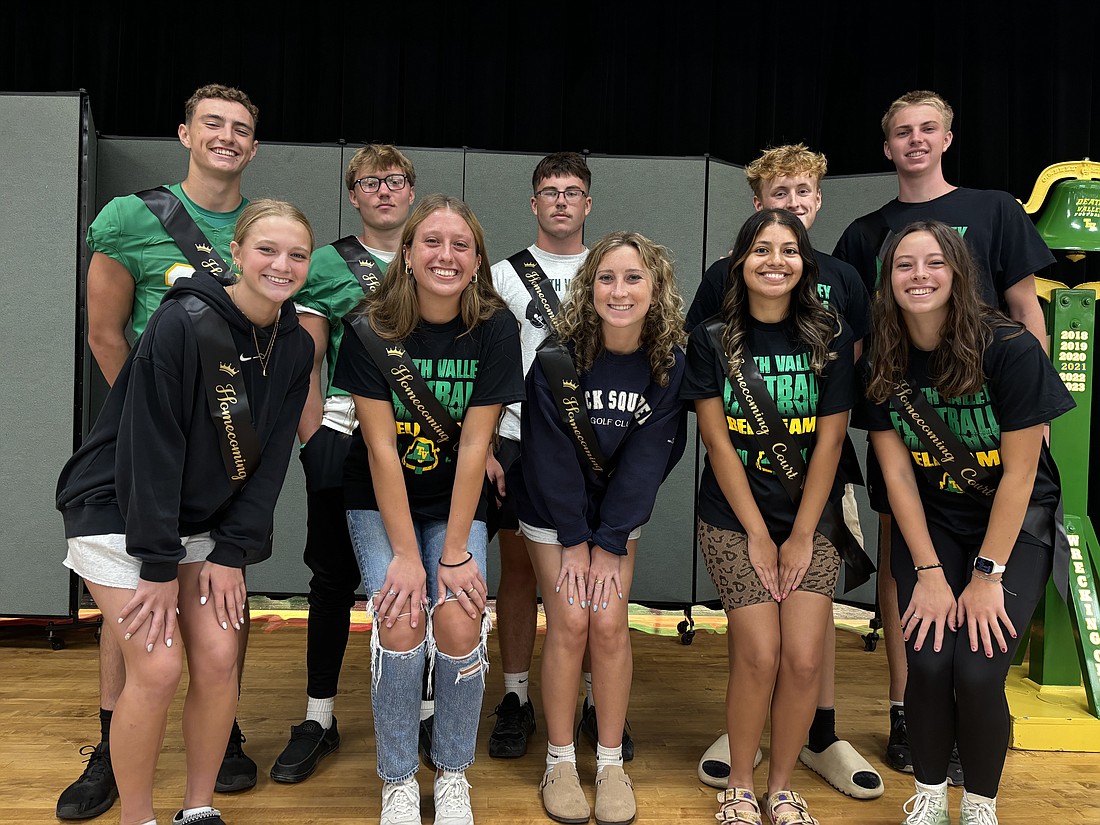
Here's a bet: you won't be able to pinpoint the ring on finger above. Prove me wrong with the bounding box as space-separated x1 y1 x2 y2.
388 589 396 596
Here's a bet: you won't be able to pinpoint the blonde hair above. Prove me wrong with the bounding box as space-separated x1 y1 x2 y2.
233 199 314 250
881 90 954 137
357 195 503 340
555 231 685 387
344 144 417 190
744 143 827 199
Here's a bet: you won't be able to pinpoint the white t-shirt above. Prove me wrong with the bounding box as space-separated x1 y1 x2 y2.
490 244 588 441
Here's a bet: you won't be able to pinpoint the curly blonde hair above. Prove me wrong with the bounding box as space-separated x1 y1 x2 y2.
554 231 685 387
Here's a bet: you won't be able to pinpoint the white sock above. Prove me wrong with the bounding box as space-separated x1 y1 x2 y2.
890 700 905 710
583 672 594 705
546 741 576 774
596 743 623 773
916 779 948 796
305 696 334 729
962 790 996 808
420 699 434 721
181 808 215 820
503 671 529 705
140 820 157 825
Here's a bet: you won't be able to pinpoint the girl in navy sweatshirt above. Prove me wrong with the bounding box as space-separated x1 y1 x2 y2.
514 231 687 825
56 200 315 825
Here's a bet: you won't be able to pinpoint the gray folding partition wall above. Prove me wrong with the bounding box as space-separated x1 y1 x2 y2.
0 99 897 616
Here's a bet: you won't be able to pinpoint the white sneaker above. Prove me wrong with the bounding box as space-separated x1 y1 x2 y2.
960 793 998 825
433 771 474 825
902 789 949 825
381 779 420 825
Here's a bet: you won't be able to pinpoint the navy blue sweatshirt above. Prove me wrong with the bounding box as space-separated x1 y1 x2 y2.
515 342 688 555
56 273 313 582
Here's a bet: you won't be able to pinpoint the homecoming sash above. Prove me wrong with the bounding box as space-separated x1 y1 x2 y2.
347 316 462 447
509 249 563 328
536 339 609 474
889 380 1071 599
177 294 261 492
137 187 235 285
705 320 874 590
331 236 385 295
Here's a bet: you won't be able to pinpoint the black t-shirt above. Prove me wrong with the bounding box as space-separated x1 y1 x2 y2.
681 317 856 538
852 326 1074 539
334 310 523 521
832 187 1055 307
685 250 871 339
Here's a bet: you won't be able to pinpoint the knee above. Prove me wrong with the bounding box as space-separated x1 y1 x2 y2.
780 647 823 686
733 645 780 682
953 657 1007 708
906 645 954 689
548 604 590 648
188 634 239 686
431 604 480 656
587 612 626 655
126 648 184 706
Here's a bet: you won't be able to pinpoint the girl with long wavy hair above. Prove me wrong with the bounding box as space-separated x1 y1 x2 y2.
855 220 1073 825
513 231 687 825
682 208 852 825
333 195 523 825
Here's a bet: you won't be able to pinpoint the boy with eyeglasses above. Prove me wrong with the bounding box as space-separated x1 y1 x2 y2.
271 144 416 784
686 143 883 801
486 152 609 762
57 83 261 821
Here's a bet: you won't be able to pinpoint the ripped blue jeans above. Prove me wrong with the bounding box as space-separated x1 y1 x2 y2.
347 510 490 782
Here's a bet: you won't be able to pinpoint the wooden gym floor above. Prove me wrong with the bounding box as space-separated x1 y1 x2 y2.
2 612 1098 824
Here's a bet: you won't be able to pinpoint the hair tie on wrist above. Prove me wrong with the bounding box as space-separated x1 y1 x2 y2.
439 552 473 568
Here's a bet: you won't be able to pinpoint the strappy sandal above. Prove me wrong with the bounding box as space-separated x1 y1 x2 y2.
716 787 762 824
764 790 819 825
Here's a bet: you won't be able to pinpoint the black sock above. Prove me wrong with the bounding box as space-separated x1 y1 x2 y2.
99 708 113 743
807 707 839 753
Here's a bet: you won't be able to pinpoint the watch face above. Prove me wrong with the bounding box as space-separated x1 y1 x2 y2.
974 557 995 575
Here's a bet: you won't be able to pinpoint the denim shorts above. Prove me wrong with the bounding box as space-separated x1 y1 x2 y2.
346 509 489 604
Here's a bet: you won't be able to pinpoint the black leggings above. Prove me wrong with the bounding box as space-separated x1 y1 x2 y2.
892 521 1052 797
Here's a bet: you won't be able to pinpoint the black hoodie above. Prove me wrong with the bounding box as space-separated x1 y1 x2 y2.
56 273 313 582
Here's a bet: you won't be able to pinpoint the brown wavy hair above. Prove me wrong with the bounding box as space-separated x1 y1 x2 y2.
719 209 839 377
865 220 1023 403
554 231 686 387
356 195 505 340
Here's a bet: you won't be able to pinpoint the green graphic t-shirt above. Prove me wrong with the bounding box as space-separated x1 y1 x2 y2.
87 183 246 336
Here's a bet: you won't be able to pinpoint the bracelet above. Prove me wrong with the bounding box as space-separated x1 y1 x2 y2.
971 570 1003 583
914 562 943 572
439 553 473 568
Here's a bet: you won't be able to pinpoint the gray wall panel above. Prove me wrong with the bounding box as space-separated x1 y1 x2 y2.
463 151 548 267
0 94 83 615
811 172 897 254
705 159 756 268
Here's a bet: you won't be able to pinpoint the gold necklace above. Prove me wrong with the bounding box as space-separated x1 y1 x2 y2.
229 285 279 377
251 313 280 377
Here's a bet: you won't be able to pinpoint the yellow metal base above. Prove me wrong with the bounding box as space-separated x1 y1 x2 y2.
1006 665 1100 752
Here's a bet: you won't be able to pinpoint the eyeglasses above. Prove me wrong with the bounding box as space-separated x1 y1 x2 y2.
354 174 409 193
534 187 588 203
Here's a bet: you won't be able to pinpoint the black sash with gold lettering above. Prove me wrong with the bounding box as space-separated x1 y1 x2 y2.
347 316 462 447
177 294 261 492
536 339 609 474
705 320 874 590
889 380 1070 599
509 250 563 328
137 187 234 285
331 236 385 295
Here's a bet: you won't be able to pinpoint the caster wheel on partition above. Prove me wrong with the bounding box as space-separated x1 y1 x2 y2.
677 620 689 634
680 630 695 646
862 632 878 652
51 637 65 650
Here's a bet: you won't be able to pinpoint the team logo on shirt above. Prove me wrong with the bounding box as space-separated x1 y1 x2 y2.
402 436 440 474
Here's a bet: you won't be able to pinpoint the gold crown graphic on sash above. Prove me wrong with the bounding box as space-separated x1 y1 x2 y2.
218 362 239 376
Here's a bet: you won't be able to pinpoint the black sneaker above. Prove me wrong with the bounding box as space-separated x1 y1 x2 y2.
56 742 118 820
947 743 965 786
215 719 257 793
488 692 536 758
270 717 341 783
576 698 634 762
885 706 913 773
419 715 437 770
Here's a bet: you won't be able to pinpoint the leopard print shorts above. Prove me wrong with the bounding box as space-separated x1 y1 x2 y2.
698 519 840 611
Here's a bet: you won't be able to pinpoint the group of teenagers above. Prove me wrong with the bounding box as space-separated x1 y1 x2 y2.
52 83 1074 825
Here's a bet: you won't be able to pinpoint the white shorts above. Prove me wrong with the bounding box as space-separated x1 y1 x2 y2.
64 532 215 590
517 521 642 547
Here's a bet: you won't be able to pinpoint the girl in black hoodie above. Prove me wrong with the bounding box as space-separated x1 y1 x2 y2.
56 200 315 825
